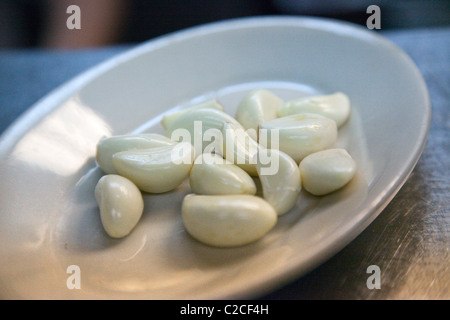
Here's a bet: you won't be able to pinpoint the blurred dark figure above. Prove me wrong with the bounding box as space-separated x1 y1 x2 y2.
0 0 277 48
0 0 127 48
0 0 449 49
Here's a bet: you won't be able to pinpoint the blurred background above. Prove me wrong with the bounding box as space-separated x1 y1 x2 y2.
0 0 449 49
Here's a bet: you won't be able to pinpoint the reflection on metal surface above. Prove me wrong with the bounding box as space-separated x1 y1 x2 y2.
11 97 111 176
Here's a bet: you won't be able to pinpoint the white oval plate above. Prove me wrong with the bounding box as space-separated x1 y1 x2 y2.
0 17 430 299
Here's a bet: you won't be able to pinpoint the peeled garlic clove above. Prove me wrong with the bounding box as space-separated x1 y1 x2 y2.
160 99 224 130
235 89 283 140
189 153 256 195
112 142 195 193
259 113 337 163
255 149 301 215
299 148 356 196
182 194 277 247
221 122 261 176
166 108 243 156
96 133 175 174
278 92 351 128
95 174 144 238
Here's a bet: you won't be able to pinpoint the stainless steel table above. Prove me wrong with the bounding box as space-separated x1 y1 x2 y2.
0 27 448 300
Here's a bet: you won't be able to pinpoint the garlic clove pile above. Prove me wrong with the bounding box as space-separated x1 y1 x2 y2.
259 113 337 163
189 153 257 195
278 92 351 128
96 133 175 174
182 194 277 247
299 148 356 196
255 149 301 215
112 142 195 193
95 174 144 238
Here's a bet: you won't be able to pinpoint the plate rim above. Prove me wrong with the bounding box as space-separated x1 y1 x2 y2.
0 16 431 299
